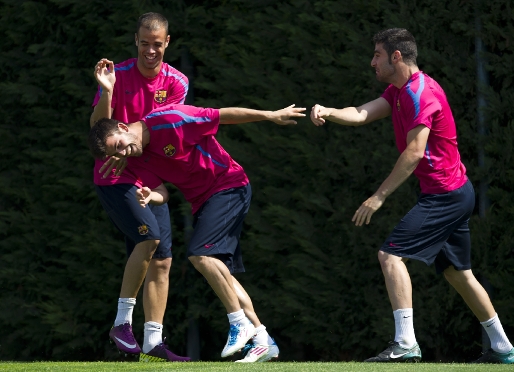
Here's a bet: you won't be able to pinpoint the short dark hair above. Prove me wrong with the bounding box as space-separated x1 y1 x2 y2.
373 28 417 65
88 118 121 159
136 12 169 35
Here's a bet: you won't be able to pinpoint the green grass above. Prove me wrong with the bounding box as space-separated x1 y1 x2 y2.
0 362 511 372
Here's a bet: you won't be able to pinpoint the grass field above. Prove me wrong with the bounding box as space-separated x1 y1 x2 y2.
0 362 511 372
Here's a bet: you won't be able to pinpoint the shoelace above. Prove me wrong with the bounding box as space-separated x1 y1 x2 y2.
122 324 136 341
228 324 241 345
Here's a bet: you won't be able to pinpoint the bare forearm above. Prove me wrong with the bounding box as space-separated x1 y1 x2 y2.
219 107 272 124
90 91 113 127
374 150 422 199
323 107 369 126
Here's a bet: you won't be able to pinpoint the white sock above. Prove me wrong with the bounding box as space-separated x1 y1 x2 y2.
227 309 246 325
252 324 274 345
114 298 136 326
393 308 416 348
142 321 163 354
481 314 513 353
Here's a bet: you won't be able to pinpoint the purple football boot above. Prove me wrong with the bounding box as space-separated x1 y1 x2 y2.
139 338 191 362
109 323 141 354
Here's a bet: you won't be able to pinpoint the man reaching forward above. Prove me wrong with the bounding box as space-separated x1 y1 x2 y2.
311 28 513 364
89 102 305 362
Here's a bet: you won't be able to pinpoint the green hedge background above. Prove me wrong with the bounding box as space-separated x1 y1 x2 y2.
0 0 512 362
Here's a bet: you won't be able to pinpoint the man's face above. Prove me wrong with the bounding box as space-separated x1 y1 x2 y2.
135 26 169 74
371 43 396 83
105 127 143 158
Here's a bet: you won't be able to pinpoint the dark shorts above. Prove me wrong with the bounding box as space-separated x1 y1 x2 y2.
380 179 474 274
95 184 172 259
188 183 252 274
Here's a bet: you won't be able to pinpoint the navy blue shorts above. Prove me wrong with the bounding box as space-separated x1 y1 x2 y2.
188 183 252 274
380 179 474 274
95 184 172 259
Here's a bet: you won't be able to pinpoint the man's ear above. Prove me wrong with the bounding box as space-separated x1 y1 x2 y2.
392 50 401 63
165 35 170 48
118 123 130 132
135 33 139 46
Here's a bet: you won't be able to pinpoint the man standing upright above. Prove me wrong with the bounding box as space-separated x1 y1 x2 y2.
90 12 190 362
310 28 513 364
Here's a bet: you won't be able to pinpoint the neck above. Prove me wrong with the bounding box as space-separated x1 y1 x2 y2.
137 60 161 79
129 120 149 147
391 64 420 89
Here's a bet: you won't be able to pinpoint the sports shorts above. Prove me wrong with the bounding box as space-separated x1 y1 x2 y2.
188 183 252 274
95 184 172 259
380 179 474 274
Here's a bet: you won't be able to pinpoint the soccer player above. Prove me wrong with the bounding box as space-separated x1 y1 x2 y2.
310 28 514 364
90 12 190 362
87 102 306 362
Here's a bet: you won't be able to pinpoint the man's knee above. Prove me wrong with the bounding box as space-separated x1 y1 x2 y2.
188 255 203 267
134 239 160 259
443 266 471 285
378 250 406 268
150 257 172 272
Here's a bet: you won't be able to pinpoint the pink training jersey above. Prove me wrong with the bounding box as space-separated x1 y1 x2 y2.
381 71 467 194
91 58 188 186
128 104 249 215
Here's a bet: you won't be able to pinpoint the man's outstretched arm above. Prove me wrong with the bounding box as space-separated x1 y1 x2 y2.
219 104 306 125
310 97 391 127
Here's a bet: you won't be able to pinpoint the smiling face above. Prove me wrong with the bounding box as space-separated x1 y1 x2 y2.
371 43 396 83
135 26 169 78
105 125 144 158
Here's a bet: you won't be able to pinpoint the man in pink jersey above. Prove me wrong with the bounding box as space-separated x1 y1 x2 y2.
90 12 190 362
310 28 513 364
87 102 306 362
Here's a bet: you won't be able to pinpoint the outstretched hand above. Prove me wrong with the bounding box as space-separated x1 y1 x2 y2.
136 187 152 208
271 104 306 125
94 58 116 92
310 104 332 126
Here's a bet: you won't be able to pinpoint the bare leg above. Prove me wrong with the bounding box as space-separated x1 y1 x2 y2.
120 239 159 298
443 266 495 322
378 251 412 310
189 255 240 313
143 257 171 323
232 276 262 328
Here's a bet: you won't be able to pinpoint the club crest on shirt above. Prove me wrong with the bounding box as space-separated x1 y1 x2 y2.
138 224 149 235
163 144 176 157
396 99 401 112
154 90 167 103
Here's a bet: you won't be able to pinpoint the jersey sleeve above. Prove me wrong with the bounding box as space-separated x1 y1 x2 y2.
165 68 189 104
403 91 441 132
380 84 396 108
91 85 117 108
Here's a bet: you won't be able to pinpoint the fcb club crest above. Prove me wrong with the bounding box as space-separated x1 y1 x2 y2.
138 224 149 235
154 90 167 103
163 144 176 157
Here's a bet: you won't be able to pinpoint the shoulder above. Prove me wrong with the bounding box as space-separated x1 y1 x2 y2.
114 58 137 73
160 63 188 83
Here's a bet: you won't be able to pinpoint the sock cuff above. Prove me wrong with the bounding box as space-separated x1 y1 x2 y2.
144 321 163 331
255 324 266 334
227 309 245 323
118 298 136 305
480 313 498 326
